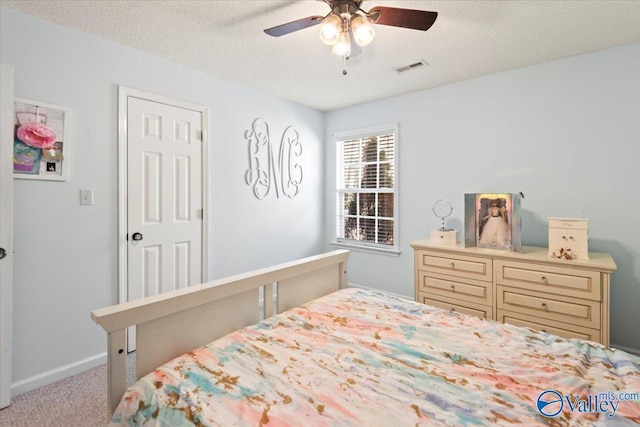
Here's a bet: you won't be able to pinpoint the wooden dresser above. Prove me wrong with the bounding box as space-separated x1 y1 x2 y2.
410 239 617 346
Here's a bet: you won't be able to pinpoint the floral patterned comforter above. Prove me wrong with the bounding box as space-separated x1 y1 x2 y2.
110 288 640 426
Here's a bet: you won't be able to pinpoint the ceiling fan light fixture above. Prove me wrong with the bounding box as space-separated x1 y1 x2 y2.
331 29 351 57
264 1 439 74
350 14 375 46
319 13 341 45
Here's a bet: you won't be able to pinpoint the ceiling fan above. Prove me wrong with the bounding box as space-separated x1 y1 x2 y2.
264 0 438 62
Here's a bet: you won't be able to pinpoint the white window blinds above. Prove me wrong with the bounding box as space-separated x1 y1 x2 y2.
336 128 397 250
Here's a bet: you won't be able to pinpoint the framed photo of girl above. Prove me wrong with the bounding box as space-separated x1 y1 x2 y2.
13 98 70 181
464 193 522 252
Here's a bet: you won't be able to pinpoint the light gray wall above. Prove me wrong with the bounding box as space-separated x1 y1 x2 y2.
324 41 640 352
2 4 639 390
1 7 325 385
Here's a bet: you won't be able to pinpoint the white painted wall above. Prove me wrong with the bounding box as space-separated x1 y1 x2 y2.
325 41 640 353
0 7 325 390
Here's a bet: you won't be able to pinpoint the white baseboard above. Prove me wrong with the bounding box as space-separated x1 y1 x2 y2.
11 352 107 397
346 281 370 290
611 343 640 357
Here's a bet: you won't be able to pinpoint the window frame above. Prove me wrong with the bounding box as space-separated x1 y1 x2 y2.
331 123 400 256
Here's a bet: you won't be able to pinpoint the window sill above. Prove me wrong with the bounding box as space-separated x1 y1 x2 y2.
330 241 401 257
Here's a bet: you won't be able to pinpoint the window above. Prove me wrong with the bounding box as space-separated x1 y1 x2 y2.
334 124 398 253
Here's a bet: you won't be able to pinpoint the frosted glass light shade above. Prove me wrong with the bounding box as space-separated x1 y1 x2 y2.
332 30 351 56
319 14 341 45
351 14 375 46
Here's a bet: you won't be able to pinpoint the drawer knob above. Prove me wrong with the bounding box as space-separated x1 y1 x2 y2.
541 276 548 284
449 262 455 269
541 303 549 312
450 285 456 292
449 307 455 314
541 329 548 333
562 235 567 240
569 236 574 240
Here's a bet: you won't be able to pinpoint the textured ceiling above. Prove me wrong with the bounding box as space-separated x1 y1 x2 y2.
2 0 640 111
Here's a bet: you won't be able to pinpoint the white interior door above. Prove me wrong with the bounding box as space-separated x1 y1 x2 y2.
0 62 15 409
126 95 205 352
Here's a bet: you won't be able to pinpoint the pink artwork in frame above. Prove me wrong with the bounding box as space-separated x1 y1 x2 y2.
13 98 70 181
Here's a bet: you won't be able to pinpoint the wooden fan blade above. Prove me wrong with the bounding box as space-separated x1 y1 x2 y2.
264 16 324 37
368 6 437 31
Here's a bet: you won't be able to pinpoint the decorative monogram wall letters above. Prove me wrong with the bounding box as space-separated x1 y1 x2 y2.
244 118 303 199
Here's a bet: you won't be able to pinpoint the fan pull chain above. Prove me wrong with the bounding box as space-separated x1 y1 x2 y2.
342 54 348 76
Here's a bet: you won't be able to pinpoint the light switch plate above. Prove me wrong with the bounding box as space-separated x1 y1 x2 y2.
80 189 94 206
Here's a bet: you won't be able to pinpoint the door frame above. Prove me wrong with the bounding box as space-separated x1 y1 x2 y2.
1 62 14 409
117 86 210 309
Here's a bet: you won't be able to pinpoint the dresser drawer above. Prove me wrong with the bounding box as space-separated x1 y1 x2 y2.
412 242 615 349
496 286 600 329
495 260 601 301
417 250 492 282
417 271 492 305
498 310 601 342
419 293 494 320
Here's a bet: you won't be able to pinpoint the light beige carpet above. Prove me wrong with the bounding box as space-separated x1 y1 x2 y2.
0 355 135 426
0 364 108 426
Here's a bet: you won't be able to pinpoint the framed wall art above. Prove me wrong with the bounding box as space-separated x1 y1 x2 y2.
464 193 522 252
13 98 70 181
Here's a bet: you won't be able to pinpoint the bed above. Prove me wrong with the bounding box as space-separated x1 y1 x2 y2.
92 250 640 426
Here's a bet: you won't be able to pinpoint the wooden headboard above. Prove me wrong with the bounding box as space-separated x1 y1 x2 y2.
91 249 349 416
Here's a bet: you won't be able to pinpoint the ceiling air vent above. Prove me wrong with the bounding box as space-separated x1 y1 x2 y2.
394 60 429 74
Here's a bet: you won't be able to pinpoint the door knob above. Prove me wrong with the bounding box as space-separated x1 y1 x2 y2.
0 248 6 260
131 232 143 241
